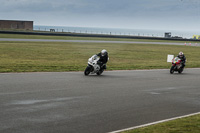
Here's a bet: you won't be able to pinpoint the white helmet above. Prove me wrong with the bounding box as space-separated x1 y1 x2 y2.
179 51 183 57
101 49 107 56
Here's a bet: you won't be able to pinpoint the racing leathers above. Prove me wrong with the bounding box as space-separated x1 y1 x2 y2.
177 54 186 68
97 52 108 69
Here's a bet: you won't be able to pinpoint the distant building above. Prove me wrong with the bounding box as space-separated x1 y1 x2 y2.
0 20 33 30
193 35 200 39
165 32 171 38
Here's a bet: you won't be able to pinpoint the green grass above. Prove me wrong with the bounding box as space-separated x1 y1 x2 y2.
123 114 200 133
0 41 200 72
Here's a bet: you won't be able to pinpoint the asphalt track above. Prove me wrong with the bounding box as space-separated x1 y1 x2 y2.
0 38 195 46
1 69 200 133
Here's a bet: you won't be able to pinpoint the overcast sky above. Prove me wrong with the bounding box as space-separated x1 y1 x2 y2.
0 0 200 31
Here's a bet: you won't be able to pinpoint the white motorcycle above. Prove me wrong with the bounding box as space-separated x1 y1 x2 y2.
84 55 107 76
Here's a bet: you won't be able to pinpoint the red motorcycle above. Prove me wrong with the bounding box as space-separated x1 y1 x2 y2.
170 57 184 74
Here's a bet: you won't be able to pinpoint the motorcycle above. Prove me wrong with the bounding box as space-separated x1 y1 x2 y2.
84 55 107 76
170 57 184 74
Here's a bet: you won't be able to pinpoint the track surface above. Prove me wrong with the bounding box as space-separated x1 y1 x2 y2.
1 69 200 133
0 38 190 46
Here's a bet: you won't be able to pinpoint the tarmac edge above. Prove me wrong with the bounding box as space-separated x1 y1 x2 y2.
108 112 200 133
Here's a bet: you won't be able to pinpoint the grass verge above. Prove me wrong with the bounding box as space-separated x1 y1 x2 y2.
123 114 200 133
0 41 200 72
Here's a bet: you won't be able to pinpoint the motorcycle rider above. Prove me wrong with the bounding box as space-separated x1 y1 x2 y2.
97 49 108 69
177 51 186 68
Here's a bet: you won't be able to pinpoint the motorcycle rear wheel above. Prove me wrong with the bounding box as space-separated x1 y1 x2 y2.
178 68 183 74
170 66 174 74
96 69 104 75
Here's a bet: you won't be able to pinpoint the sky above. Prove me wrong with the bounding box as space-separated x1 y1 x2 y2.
0 0 200 31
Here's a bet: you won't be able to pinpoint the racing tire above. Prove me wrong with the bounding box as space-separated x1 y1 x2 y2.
178 68 183 74
170 66 174 74
96 69 104 75
84 66 91 76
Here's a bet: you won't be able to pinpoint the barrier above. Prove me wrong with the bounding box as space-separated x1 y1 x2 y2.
1 30 200 42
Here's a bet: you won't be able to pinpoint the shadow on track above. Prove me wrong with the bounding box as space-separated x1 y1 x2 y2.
82 74 126 79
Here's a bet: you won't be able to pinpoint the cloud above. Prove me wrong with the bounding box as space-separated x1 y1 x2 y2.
0 0 198 16
0 0 200 31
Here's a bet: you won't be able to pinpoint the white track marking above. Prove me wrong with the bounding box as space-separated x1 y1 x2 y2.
108 112 200 133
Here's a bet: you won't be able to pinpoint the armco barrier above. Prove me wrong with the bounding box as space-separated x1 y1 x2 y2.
0 30 200 42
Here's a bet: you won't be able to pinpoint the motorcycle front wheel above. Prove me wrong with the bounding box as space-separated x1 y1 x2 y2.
84 66 91 76
170 66 174 74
